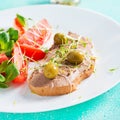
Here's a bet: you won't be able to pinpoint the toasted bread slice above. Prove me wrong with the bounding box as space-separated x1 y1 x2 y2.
28 32 95 96
28 63 95 96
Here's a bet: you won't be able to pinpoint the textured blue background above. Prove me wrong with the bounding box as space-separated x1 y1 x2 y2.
0 0 120 120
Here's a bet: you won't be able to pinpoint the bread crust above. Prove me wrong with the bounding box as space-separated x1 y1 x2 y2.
28 63 95 96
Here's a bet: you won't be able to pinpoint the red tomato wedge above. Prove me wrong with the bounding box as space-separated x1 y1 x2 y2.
12 44 28 83
0 54 9 64
14 18 25 35
12 61 28 84
20 44 46 61
17 19 52 61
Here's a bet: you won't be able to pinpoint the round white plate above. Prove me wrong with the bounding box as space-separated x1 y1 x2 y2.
0 5 120 113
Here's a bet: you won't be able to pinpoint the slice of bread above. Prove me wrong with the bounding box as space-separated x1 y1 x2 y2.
28 32 95 96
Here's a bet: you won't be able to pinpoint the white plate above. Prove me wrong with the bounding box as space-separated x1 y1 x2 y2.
0 5 120 113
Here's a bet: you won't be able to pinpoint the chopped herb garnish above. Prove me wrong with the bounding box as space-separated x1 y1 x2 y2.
56 46 67 57
70 40 78 49
28 18 33 21
50 58 54 62
80 40 87 47
93 68 96 73
44 49 49 53
109 68 118 72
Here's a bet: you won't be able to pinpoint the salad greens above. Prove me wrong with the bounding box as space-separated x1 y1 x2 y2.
0 74 5 82
7 28 18 42
5 63 19 82
0 28 18 55
0 61 19 88
0 13 51 88
0 60 9 73
0 82 8 88
0 20 20 88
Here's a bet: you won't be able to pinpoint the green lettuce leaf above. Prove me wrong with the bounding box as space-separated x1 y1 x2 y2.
0 74 5 82
0 60 9 73
7 27 18 42
5 63 19 82
0 82 8 88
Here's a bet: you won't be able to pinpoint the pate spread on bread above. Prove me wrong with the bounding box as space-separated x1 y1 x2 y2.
28 32 95 96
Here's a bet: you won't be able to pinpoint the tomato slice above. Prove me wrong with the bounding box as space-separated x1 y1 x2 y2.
0 54 8 64
12 61 28 84
20 44 46 61
16 19 51 61
13 73 27 84
12 44 28 84
14 18 25 35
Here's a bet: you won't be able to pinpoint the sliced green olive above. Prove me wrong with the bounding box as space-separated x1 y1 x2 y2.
54 33 67 45
67 51 84 65
43 62 58 79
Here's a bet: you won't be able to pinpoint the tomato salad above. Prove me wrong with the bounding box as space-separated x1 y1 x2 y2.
0 14 52 88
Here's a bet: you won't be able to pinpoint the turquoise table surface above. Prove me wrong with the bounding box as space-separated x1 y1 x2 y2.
0 0 120 120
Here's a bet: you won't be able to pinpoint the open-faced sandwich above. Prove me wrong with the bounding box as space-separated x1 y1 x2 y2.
28 32 95 96
0 14 95 96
